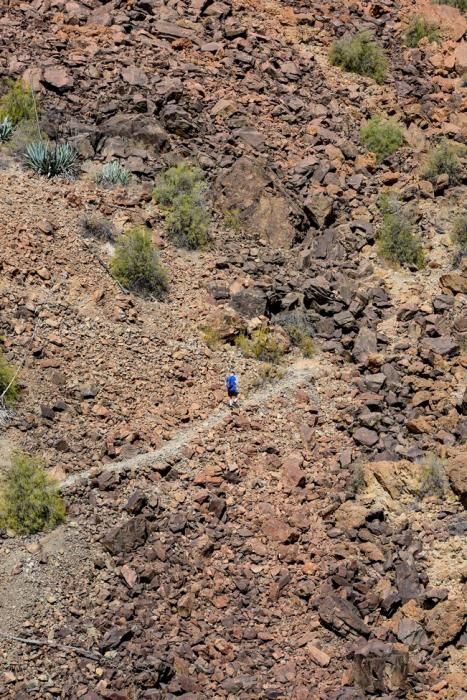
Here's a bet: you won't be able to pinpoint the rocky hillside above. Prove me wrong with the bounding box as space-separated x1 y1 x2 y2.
0 0 466 698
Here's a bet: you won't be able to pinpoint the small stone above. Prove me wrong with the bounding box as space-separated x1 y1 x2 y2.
353 427 379 447
306 644 330 667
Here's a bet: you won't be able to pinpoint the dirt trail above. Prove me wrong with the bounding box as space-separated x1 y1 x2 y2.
0 356 329 644
61 357 325 489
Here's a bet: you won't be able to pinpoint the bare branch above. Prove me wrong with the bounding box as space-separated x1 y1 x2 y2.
0 631 103 662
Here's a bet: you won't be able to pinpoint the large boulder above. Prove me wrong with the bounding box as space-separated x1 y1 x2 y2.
334 501 371 531
440 272 467 295
230 288 267 319
420 336 460 358
352 327 377 362
99 114 169 152
363 460 424 502
425 598 466 650
215 158 300 248
304 194 334 228
41 65 74 93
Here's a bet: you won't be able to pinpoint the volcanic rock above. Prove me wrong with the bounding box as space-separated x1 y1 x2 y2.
101 516 148 555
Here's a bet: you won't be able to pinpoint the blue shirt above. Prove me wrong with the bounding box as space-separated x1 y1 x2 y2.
226 374 237 392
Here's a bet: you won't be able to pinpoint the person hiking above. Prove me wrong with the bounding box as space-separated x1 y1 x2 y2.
225 370 239 408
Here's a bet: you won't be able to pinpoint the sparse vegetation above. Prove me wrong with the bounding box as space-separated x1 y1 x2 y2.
377 195 425 269
244 362 285 394
5 120 41 155
0 79 36 126
287 325 315 358
350 462 365 494
329 32 387 84
0 117 13 143
360 115 404 162
24 142 79 178
0 350 19 407
96 160 131 187
201 326 223 350
423 140 465 186
224 208 242 232
434 0 466 11
404 16 440 47
165 193 210 249
110 226 168 298
153 163 206 208
451 212 467 253
235 327 285 363
0 451 65 535
81 213 115 241
418 454 446 498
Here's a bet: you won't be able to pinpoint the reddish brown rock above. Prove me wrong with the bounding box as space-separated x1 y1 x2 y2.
282 453 306 488
42 66 74 92
354 640 409 694
446 452 467 508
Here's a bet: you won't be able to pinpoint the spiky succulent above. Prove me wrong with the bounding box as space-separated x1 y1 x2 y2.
24 141 79 178
96 160 131 187
0 117 13 142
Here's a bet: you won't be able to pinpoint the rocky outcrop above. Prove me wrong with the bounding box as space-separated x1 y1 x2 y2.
215 158 301 247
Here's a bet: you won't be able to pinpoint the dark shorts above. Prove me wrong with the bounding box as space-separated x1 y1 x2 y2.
228 390 238 398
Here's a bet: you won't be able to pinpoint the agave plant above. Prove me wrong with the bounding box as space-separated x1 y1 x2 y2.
96 160 131 187
0 117 13 142
24 141 79 178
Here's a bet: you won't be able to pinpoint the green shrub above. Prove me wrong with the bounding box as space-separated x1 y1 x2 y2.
0 117 13 143
434 0 466 11
329 32 387 84
111 226 168 297
377 195 425 269
452 213 467 253
287 325 315 358
81 213 115 241
423 140 465 186
153 163 206 208
0 79 36 126
96 160 131 187
235 327 284 363
360 115 404 162
418 454 446 498
154 163 210 249
0 351 19 407
404 16 440 47
24 142 78 178
0 452 65 535
165 193 210 249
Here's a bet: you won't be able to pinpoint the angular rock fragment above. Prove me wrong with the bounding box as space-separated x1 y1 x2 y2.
101 516 148 555
319 595 370 638
354 640 409 694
